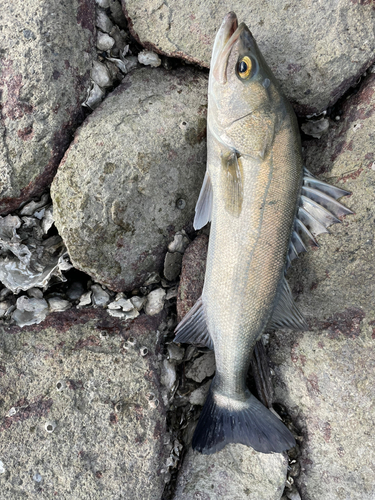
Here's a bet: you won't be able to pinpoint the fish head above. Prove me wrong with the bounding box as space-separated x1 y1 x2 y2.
209 13 287 157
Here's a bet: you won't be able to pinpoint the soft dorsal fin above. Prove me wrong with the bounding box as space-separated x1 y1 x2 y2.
269 277 308 331
194 172 213 230
221 151 243 217
174 297 213 350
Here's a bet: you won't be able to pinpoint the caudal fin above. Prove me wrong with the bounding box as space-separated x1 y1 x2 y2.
192 382 295 454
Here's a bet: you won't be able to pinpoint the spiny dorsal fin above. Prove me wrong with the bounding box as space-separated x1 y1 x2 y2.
286 168 353 270
174 297 213 350
221 151 243 217
269 277 308 331
194 171 213 230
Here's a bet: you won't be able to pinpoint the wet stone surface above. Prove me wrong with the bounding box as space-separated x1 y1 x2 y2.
51 66 207 292
0 0 96 214
121 0 375 114
0 310 170 500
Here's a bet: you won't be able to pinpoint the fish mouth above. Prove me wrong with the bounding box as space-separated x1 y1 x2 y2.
212 13 247 84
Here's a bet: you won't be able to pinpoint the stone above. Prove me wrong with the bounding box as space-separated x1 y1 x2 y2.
11 296 49 327
96 9 114 33
168 231 190 254
138 50 161 68
301 118 330 139
78 290 92 307
121 0 375 115
163 251 183 281
91 284 111 307
47 297 72 312
97 32 115 51
145 288 166 316
268 74 375 500
0 310 169 499
66 281 85 301
131 296 146 311
167 342 185 362
173 443 288 500
188 380 211 406
0 0 96 214
161 359 177 392
177 234 208 322
84 82 106 110
108 297 134 312
91 60 113 88
51 66 207 291
185 351 215 383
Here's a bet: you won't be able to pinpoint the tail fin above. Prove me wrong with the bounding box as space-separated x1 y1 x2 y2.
192 381 295 454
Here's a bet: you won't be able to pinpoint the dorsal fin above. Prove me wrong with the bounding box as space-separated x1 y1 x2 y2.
286 168 353 270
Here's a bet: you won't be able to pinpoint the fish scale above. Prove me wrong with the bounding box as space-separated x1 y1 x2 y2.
174 12 352 455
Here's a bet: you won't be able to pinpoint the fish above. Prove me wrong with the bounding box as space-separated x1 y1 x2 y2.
174 12 352 455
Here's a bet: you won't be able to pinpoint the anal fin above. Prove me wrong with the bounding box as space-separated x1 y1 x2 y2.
269 277 308 331
174 297 213 350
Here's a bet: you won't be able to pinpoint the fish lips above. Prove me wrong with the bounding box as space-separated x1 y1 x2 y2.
212 14 255 85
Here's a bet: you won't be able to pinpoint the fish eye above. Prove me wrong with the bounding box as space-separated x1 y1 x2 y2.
237 56 252 79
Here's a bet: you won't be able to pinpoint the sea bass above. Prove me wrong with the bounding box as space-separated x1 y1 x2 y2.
174 12 352 454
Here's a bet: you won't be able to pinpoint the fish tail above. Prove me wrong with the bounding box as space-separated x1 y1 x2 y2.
192 379 295 454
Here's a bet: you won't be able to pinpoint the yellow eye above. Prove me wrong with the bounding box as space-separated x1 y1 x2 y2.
237 56 252 79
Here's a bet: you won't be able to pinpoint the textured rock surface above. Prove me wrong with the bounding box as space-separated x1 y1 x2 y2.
51 66 207 292
268 74 375 500
0 310 169 499
174 444 288 500
0 0 96 214
177 234 208 322
121 0 375 115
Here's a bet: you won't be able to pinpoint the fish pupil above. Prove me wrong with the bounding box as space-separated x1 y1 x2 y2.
238 61 248 73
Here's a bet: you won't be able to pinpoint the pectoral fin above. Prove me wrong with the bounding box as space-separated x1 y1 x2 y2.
269 277 308 331
221 151 243 217
194 171 213 230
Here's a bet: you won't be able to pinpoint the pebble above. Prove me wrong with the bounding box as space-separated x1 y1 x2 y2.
161 359 177 391
66 282 85 301
84 82 105 110
185 352 215 383
167 343 185 362
130 295 146 311
301 117 330 138
286 487 302 500
166 287 178 300
96 10 114 33
0 302 10 318
143 272 161 286
168 232 190 254
164 252 182 281
78 291 92 307
124 309 139 320
188 380 211 406
138 50 161 67
145 288 166 316
27 288 43 299
0 287 12 301
95 0 110 7
47 297 71 312
97 33 115 51
107 297 134 312
91 60 113 88
19 194 50 216
12 296 49 327
91 285 111 307
41 206 54 233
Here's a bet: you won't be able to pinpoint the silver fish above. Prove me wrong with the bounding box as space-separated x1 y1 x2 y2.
175 12 352 454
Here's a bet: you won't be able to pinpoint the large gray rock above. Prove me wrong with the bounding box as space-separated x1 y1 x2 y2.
0 310 170 499
121 0 375 115
174 444 288 500
0 0 96 214
268 74 375 499
51 66 207 292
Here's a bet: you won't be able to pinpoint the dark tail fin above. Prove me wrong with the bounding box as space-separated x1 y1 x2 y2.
192 381 295 454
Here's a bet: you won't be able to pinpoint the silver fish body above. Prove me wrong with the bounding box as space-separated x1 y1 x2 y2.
175 12 352 454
